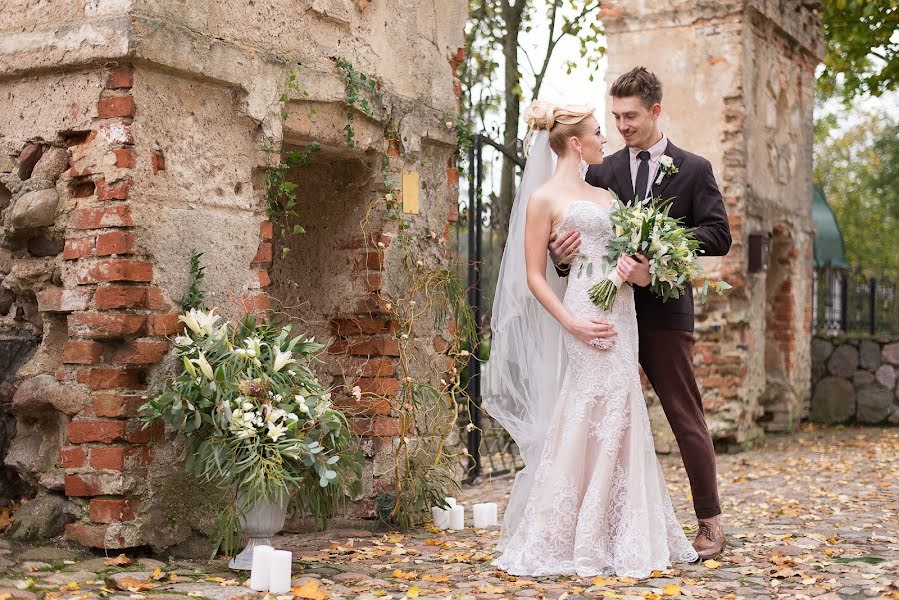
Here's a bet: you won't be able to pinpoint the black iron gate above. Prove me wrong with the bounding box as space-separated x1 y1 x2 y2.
458 134 525 484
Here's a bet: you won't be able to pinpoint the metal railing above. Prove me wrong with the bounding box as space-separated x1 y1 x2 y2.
813 266 899 336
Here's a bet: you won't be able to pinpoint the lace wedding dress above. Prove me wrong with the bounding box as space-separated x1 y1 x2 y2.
492 200 699 578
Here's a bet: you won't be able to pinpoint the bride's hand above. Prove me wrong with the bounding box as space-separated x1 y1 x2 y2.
566 317 617 348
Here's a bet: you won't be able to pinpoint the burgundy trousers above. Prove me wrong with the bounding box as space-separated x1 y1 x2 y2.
638 325 722 520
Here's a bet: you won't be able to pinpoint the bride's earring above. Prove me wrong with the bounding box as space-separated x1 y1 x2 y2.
578 149 588 180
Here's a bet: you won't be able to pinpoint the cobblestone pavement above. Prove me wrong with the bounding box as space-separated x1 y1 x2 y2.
0 425 896 599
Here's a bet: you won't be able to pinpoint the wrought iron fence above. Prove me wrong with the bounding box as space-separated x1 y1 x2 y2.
813 266 899 336
456 134 525 483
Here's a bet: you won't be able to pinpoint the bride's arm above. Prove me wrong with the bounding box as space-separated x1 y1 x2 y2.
524 195 616 345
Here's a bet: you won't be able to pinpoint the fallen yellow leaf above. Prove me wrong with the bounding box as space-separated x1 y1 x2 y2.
421 574 449 582
593 576 607 586
392 569 417 580
406 586 420 598
292 579 328 600
385 534 405 543
662 583 681 596
703 559 721 569
618 577 638 584
151 568 164 580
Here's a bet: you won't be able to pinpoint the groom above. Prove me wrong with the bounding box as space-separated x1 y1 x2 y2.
550 66 731 559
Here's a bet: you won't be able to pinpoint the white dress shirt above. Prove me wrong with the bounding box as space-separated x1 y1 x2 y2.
629 134 669 199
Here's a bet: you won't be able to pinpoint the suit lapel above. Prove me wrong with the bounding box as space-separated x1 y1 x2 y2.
612 150 635 204
650 140 684 200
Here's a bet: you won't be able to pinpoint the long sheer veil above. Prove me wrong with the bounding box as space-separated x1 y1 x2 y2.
483 129 567 547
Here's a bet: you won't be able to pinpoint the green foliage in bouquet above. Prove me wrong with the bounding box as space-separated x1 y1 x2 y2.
141 309 363 554
588 194 731 309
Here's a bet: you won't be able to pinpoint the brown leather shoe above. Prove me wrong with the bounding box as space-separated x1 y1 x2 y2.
692 520 726 560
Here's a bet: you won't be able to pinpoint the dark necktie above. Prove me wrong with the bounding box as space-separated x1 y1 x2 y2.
634 150 650 201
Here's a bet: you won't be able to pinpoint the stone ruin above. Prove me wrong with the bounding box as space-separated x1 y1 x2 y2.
1 0 466 551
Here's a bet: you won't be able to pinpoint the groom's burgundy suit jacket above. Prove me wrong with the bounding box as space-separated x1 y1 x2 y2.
584 141 732 332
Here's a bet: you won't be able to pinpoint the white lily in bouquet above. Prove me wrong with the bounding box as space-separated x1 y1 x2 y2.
587 194 732 309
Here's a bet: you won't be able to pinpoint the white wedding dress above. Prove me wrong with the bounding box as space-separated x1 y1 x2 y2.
492 200 699 578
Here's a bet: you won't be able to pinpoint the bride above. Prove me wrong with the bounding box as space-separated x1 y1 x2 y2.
485 101 699 578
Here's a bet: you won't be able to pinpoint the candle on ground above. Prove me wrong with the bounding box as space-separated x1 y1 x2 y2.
268 549 293 594
249 545 274 591
431 506 450 530
448 505 465 530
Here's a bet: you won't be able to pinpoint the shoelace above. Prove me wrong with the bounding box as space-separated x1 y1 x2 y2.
697 521 715 542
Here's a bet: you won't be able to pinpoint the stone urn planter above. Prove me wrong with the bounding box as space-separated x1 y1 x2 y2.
228 492 290 570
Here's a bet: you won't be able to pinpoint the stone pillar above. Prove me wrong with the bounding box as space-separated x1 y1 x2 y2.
1 0 465 549
600 0 823 446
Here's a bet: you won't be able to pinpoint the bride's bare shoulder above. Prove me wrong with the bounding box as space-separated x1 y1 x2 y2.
528 181 558 210
590 185 614 207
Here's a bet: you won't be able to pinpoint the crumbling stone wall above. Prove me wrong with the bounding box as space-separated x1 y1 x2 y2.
600 0 822 449
1 0 465 550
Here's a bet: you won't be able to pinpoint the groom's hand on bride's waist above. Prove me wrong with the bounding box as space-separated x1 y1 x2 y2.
617 254 651 287
549 230 581 268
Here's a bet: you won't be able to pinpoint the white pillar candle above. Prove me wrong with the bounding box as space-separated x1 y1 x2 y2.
249 545 273 592
444 496 457 508
268 549 292 594
486 502 498 526
472 504 490 529
448 505 465 530
431 506 450 530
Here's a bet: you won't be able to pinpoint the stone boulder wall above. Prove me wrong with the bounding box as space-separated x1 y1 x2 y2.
809 336 899 425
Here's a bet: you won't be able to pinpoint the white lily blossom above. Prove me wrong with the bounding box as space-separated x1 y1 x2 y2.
272 347 296 372
193 352 214 380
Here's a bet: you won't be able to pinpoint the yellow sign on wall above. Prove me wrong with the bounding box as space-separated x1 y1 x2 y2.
402 170 420 214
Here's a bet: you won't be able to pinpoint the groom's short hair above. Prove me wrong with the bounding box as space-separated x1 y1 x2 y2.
610 67 663 108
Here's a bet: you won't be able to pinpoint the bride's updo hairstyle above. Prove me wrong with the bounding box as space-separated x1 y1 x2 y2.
525 100 595 156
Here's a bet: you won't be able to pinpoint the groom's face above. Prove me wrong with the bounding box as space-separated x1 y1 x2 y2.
611 96 661 150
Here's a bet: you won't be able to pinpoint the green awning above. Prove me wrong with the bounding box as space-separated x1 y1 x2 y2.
812 185 849 269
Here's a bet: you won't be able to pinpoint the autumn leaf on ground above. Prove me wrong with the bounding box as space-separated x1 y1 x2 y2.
385 534 405 543
151 568 165 580
111 577 158 592
406 586 420 598
292 579 328 600
477 584 506 594
420 574 449 582
703 559 721 569
104 554 133 567
392 569 417 580
593 576 607 586
662 584 681 596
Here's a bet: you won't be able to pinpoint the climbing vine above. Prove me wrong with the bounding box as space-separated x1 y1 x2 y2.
336 57 377 148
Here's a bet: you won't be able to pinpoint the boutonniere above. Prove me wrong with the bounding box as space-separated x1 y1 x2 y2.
655 155 679 185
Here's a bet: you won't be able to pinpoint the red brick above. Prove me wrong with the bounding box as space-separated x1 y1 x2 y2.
364 272 382 292
65 523 109 548
252 242 272 265
147 314 183 336
68 420 127 444
62 340 104 364
97 96 135 118
58 446 87 468
68 313 146 338
76 367 144 390
328 337 401 357
96 231 135 256
242 294 271 314
259 220 273 240
355 250 384 271
64 473 125 497
96 178 131 201
94 285 147 310
63 237 95 260
106 66 133 89
71 205 134 229
446 167 459 186
92 393 144 418
90 498 140 523
355 377 401 396
352 417 402 437
90 447 126 471
37 287 92 312
448 203 459 223
123 420 163 443
255 270 271 289
432 335 450 353
76 259 152 284
332 317 397 336
151 151 165 173
106 338 169 364
145 287 170 311
356 295 393 315
335 395 393 416
114 148 135 169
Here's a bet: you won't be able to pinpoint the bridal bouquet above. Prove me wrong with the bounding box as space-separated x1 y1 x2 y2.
587 195 731 309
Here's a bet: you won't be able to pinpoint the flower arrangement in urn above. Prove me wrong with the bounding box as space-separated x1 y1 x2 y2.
141 308 363 567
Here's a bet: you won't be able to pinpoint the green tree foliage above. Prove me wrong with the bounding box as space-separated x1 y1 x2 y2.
813 113 899 273
818 0 898 102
